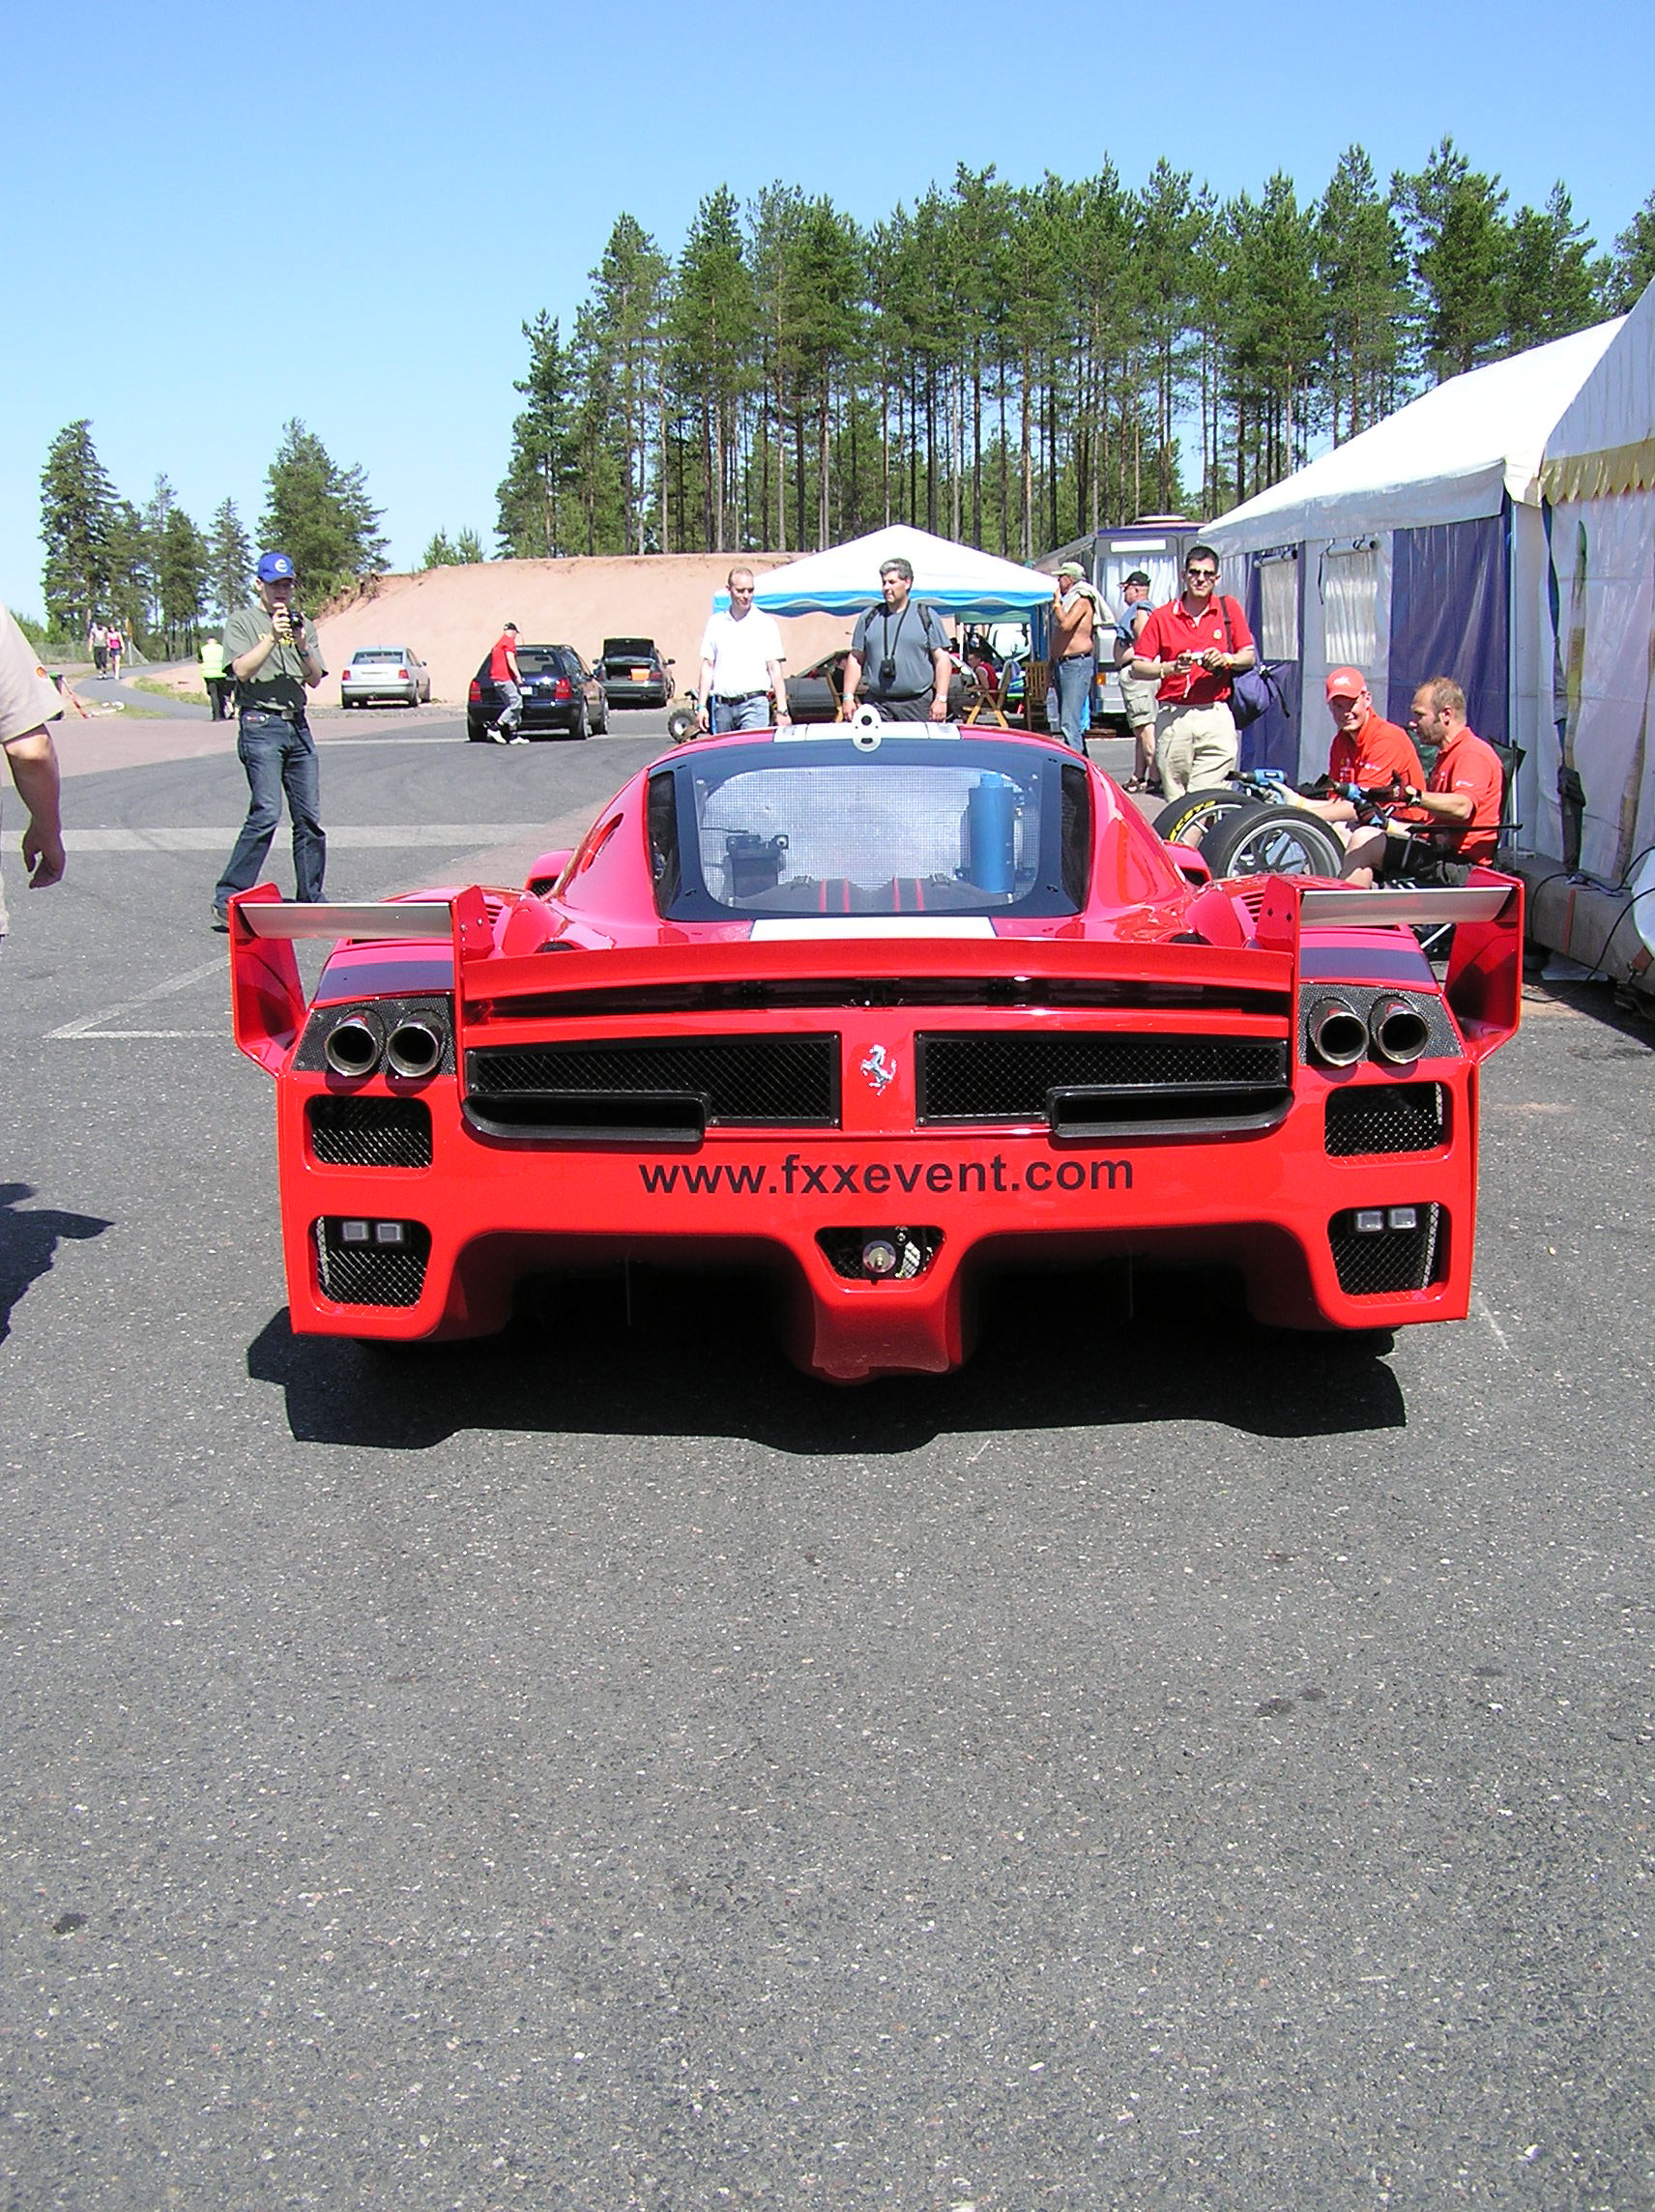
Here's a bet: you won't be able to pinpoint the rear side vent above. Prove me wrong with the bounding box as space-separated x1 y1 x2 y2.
1329 1204 1443 1295
308 1095 433 1167
1324 1083 1445 1157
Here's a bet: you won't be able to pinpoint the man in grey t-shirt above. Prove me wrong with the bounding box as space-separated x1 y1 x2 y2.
211 550 327 929
0 600 67 946
842 559 951 722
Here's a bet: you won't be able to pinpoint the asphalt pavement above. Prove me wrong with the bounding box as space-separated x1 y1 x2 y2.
3 709 1653 2210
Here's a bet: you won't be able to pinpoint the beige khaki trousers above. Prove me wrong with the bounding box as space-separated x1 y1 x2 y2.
1153 701 1239 801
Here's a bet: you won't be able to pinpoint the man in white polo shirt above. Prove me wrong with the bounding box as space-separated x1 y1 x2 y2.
697 568 790 735
0 600 67 953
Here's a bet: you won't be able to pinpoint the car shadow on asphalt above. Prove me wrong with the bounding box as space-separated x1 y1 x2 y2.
0 1183 113 1348
247 1267 1405 1452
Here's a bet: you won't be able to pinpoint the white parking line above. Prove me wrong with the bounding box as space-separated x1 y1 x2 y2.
48 956 228 1040
66 824 545 850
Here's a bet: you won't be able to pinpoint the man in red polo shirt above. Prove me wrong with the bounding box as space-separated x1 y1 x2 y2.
1342 675 1504 886
1297 665 1425 836
1130 543 1256 800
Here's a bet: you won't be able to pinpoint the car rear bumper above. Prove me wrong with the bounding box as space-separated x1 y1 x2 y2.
275 1079 1482 1379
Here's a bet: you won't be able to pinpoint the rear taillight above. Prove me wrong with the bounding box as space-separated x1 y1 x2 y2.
468 680 481 701
397 667 409 681
552 678 571 700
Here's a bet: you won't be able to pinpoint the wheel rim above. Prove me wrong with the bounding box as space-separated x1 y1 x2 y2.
1215 814 1343 877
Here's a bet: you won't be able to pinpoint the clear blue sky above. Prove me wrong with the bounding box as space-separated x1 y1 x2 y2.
6 0 1651 615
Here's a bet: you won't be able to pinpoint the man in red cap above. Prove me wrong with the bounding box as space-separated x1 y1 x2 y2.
1341 676 1505 886
1321 667 1423 792
1296 666 1425 834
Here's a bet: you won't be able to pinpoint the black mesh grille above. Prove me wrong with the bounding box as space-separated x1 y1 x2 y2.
1329 1206 1442 1295
1324 1083 1445 1157
917 1032 1290 1122
315 1220 431 1307
308 1095 433 1167
466 1035 837 1125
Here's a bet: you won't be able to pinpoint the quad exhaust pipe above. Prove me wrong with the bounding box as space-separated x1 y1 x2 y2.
1306 997 1369 1068
322 1012 385 1077
1369 995 1431 1066
385 1019 443 1080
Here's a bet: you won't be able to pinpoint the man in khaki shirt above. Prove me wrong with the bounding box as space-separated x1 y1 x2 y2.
0 601 67 947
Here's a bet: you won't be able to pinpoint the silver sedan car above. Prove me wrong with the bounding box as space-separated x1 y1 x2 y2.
341 645 431 708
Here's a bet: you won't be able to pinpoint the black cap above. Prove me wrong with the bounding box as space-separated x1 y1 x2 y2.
1124 569 1151 588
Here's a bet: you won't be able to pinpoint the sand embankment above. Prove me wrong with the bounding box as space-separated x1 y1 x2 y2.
155 554 857 706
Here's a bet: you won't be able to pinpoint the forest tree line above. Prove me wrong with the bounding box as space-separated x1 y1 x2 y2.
496 142 1655 567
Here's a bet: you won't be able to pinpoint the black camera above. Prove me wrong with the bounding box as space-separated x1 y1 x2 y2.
878 655 897 687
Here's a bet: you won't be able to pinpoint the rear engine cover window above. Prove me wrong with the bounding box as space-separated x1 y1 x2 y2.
653 740 1088 920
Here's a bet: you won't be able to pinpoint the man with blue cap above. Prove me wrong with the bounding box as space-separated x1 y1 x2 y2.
212 550 327 929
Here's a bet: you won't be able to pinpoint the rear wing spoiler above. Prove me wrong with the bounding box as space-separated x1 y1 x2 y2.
225 867 1522 1076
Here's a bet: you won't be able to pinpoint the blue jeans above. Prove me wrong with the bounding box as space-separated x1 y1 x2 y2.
1054 655 1093 752
711 691 771 734
215 709 326 907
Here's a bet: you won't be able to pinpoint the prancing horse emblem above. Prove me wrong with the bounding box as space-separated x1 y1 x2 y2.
860 1045 897 1094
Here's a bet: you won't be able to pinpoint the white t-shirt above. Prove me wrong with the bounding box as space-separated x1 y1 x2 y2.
700 607 785 698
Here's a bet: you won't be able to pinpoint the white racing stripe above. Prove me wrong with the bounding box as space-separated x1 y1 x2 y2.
749 917 996 940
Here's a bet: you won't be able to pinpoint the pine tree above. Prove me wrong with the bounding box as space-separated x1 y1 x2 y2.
1503 184 1600 352
157 508 209 652
1605 190 1655 311
1393 139 1510 379
496 312 578 557
1316 146 1410 444
673 187 758 553
261 420 388 602
39 420 118 635
207 498 252 623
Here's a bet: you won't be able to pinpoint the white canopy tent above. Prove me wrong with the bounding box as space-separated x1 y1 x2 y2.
1203 321 1624 806
749 524 1055 618
1534 280 1655 894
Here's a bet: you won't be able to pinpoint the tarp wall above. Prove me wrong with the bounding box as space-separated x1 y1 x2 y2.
1387 515 1509 742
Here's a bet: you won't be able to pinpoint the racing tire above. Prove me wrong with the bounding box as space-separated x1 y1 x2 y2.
1152 790 1247 846
665 705 698 744
1203 806 1347 881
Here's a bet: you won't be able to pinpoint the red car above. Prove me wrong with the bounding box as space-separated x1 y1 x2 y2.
228 726 1521 1382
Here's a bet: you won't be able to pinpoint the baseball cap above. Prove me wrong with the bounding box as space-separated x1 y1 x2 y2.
256 551 296 583
1325 665 1367 700
1057 561 1086 581
1123 568 1151 588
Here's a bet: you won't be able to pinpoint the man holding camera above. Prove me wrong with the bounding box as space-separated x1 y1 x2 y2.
842 558 952 723
211 550 327 930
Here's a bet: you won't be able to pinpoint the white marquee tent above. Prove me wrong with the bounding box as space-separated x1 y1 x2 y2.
749 524 1054 619
1535 279 1655 892
1202 320 1625 812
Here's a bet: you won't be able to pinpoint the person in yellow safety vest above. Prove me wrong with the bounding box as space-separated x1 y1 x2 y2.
200 635 233 721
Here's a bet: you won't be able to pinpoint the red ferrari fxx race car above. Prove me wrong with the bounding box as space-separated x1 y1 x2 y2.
229 726 1521 1382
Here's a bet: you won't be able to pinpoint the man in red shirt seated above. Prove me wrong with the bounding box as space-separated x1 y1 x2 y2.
1130 544 1256 800
1297 665 1425 833
1341 676 1505 887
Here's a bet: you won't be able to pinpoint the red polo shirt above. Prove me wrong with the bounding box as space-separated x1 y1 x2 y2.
1328 711 1424 792
1134 593 1252 705
489 632 518 682
1425 725 1503 861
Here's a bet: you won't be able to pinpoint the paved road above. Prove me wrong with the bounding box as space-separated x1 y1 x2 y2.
2 716 1652 2210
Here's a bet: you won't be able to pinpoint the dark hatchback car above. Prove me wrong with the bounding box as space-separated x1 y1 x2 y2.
596 636 675 708
783 648 981 724
467 644 611 742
